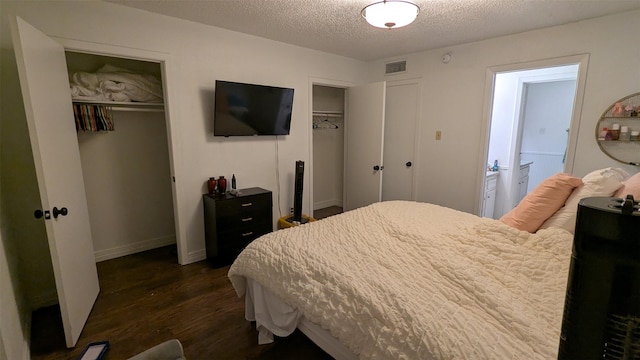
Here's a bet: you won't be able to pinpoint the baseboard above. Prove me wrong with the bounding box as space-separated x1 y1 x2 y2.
94 235 176 262
184 249 206 265
313 199 343 211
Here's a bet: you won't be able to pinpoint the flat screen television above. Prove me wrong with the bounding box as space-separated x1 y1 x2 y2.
214 80 294 136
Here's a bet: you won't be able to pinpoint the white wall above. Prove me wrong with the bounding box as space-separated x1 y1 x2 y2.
367 10 640 213
78 110 176 261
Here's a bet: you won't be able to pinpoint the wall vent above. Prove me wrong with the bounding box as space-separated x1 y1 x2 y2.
385 60 407 75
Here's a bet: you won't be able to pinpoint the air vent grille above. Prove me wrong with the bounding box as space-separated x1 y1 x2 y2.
385 60 407 74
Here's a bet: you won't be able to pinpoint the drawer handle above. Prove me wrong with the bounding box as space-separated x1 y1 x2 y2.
242 232 253 237
241 202 253 207
241 217 253 222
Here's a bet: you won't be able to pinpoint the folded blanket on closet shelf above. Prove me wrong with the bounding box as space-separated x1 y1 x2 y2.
69 64 164 103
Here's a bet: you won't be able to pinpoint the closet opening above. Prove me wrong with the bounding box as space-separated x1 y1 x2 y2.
65 51 178 264
312 84 345 220
310 79 420 216
9 17 185 349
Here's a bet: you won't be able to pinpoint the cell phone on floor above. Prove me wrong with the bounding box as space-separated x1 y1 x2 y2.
78 341 109 360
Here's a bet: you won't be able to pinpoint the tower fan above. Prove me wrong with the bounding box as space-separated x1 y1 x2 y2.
286 160 309 224
558 195 640 359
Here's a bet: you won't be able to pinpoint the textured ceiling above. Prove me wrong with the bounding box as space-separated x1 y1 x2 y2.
105 0 640 61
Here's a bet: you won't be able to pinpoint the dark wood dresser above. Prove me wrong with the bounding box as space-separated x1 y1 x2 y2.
203 187 272 267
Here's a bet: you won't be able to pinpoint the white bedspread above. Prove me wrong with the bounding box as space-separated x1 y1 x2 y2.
228 201 573 359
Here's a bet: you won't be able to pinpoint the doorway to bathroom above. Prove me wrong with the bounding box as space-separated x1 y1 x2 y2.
480 55 589 219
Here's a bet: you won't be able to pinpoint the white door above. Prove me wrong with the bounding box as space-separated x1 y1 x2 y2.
344 82 386 211
382 80 419 201
10 16 99 347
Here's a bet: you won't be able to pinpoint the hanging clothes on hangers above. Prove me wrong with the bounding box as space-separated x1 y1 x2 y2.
312 113 340 129
73 104 114 132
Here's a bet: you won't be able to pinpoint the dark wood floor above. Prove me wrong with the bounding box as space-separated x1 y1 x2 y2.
30 246 332 359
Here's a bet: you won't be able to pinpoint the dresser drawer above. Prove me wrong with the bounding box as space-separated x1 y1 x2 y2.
215 192 271 217
216 208 269 232
218 221 271 246
216 207 272 226
214 221 271 262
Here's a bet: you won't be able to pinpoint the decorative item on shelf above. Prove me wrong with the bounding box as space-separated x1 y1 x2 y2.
217 176 227 194
229 174 240 196
599 127 608 141
612 102 624 116
625 104 635 116
207 177 217 195
620 126 631 141
631 131 639 141
605 128 613 141
610 124 621 140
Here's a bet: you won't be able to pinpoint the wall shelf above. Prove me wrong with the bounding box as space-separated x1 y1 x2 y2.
596 92 640 166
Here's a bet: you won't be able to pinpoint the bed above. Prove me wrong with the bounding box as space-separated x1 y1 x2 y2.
228 200 574 359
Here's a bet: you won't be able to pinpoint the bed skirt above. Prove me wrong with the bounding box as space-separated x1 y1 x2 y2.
245 278 358 360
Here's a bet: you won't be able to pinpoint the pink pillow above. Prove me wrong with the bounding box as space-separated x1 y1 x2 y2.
500 173 583 233
615 172 640 200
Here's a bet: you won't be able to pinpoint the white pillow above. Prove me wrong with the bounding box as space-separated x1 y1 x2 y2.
539 167 629 233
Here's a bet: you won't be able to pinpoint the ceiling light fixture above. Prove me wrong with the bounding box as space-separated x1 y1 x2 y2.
361 0 420 29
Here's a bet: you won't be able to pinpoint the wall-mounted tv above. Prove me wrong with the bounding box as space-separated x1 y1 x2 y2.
214 80 294 136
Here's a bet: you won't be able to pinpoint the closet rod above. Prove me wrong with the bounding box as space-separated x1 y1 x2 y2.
72 100 165 113
312 113 343 118
108 107 164 113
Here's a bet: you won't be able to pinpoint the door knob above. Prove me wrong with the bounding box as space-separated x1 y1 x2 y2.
34 209 51 219
406 161 412 167
52 207 68 219
373 165 380 171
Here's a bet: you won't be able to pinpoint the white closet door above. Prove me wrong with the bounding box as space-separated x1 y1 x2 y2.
344 82 386 211
382 80 419 201
10 16 99 347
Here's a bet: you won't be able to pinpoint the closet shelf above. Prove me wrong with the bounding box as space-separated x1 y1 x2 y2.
72 99 164 112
